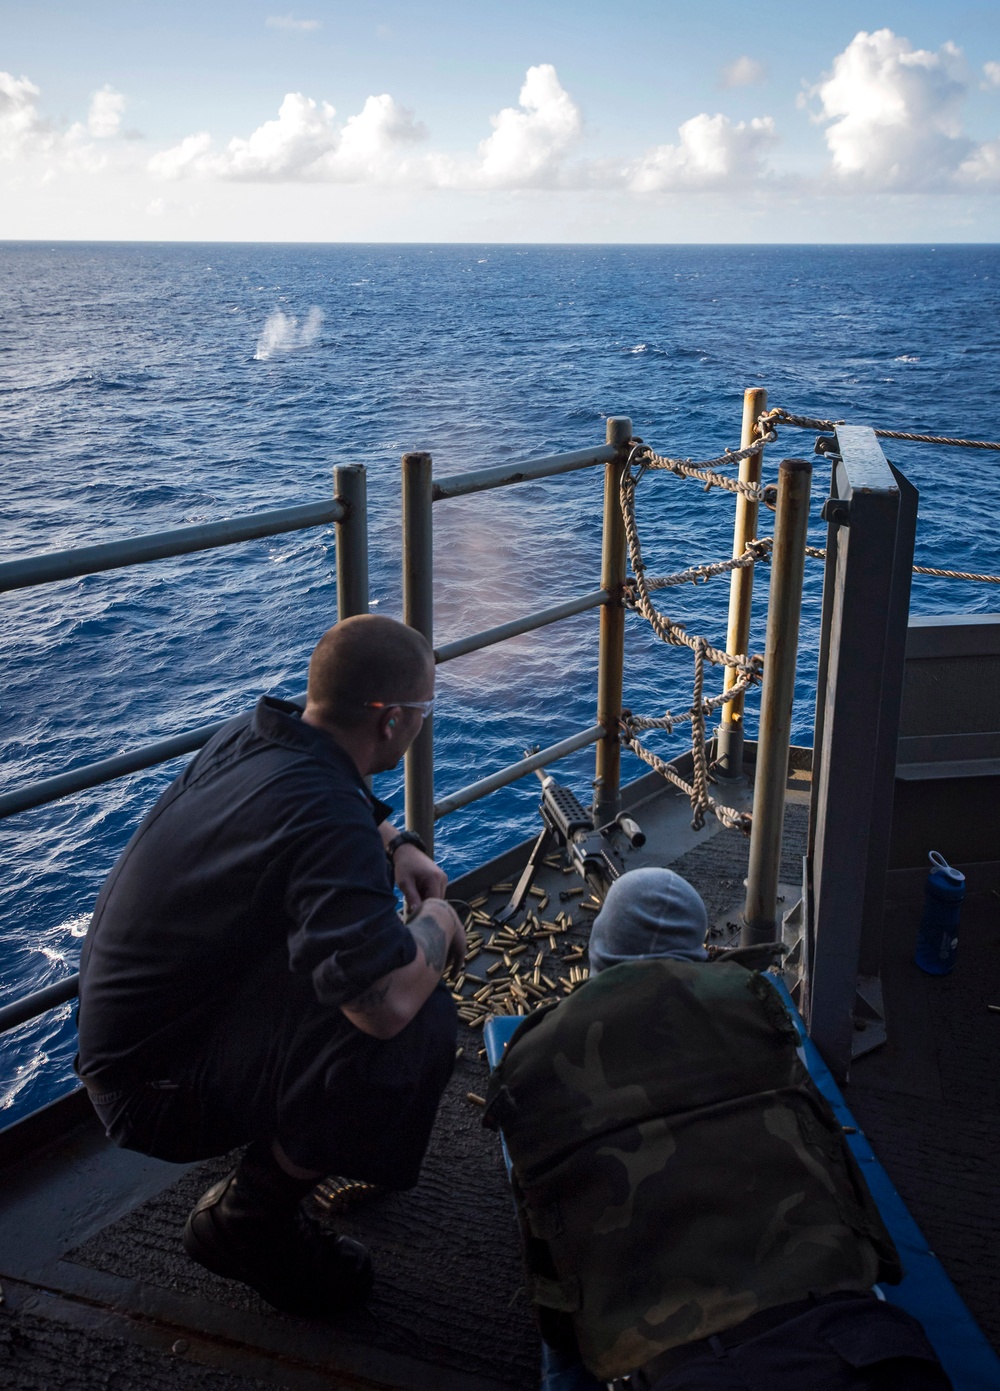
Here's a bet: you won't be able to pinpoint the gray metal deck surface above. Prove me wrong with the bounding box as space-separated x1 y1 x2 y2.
0 775 996 1389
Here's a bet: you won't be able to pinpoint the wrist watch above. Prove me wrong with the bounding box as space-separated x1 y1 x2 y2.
386 829 428 860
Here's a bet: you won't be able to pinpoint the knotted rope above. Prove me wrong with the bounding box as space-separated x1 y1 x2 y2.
620 453 764 678
806 545 999 584
620 717 753 836
627 430 774 500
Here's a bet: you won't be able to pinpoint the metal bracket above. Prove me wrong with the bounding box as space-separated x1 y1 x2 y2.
779 895 805 1009
851 975 887 1059
820 497 850 527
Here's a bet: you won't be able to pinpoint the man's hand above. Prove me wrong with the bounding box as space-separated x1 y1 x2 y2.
392 842 448 913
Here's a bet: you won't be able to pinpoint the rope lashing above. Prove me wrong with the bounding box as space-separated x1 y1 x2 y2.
620 458 764 677
621 719 753 837
639 538 773 593
627 435 773 500
626 673 757 735
689 637 710 830
763 408 1000 453
806 545 1000 584
911 565 1000 583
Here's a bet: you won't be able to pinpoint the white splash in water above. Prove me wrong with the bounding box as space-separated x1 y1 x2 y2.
57 913 90 939
0 1048 51 1111
253 306 325 361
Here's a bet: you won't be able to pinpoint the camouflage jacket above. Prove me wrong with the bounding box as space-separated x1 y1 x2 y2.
483 958 901 1381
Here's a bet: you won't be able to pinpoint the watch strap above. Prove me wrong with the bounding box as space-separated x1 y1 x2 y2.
386 830 428 859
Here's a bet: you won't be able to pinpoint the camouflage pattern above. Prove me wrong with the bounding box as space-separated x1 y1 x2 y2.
483 959 901 1381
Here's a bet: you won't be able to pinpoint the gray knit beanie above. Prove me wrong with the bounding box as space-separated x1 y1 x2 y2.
589 867 709 974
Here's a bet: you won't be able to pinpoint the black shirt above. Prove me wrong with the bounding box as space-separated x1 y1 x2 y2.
77 697 416 1084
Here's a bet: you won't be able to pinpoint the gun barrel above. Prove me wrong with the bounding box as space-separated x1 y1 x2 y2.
616 814 646 848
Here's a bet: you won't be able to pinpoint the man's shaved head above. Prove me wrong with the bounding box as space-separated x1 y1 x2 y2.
307 615 434 729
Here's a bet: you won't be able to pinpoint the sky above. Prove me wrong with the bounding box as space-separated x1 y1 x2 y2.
2 1 1000 242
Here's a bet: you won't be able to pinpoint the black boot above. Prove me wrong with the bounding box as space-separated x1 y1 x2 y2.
182 1142 373 1314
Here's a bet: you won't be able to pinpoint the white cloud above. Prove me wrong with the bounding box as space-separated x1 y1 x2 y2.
88 85 125 138
11 46 999 209
721 56 766 89
0 70 128 169
810 29 972 189
148 131 214 178
335 93 427 175
425 64 586 189
471 64 582 187
151 94 338 180
147 64 783 195
959 139 1000 186
148 65 780 194
628 113 776 191
212 92 339 179
0 72 53 159
266 14 322 30
150 89 426 182
983 61 1000 89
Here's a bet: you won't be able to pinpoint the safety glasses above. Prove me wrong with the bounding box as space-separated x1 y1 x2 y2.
365 698 435 718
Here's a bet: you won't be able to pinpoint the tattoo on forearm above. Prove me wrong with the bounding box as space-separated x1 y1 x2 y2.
411 915 447 974
349 981 391 1013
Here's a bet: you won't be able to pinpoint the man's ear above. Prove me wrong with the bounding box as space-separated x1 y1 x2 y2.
376 708 398 740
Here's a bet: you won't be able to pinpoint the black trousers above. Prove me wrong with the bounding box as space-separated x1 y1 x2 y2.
83 953 458 1189
641 1294 952 1391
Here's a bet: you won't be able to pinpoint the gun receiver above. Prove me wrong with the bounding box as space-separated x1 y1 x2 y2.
494 759 642 924
537 774 627 894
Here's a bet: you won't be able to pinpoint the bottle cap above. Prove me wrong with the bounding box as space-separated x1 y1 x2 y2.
928 850 965 885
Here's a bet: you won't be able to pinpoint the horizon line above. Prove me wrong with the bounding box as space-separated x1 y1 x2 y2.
2 238 999 249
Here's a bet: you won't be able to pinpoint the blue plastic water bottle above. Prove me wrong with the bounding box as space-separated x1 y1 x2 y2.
914 851 965 976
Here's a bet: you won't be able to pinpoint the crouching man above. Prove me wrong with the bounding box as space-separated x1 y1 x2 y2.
485 868 951 1391
76 615 464 1316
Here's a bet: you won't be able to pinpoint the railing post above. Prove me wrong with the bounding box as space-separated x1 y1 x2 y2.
742 457 812 945
402 451 435 853
334 464 369 620
806 429 905 1081
593 416 632 827
717 387 768 779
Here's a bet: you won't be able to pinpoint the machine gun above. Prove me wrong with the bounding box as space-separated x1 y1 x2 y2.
494 758 645 925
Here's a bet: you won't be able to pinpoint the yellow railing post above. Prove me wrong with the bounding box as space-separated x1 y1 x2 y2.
717 387 768 778
742 457 812 944
593 416 632 827
402 450 435 852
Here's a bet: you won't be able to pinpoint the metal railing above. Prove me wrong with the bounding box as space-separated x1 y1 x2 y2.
400 420 633 853
0 464 370 1036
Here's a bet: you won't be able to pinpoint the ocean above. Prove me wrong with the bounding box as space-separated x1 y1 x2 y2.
2 241 998 1125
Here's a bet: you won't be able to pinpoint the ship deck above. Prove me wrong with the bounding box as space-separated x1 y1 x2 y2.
0 767 997 1391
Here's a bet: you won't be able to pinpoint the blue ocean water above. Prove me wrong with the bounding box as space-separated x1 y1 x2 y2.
2 241 998 1124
